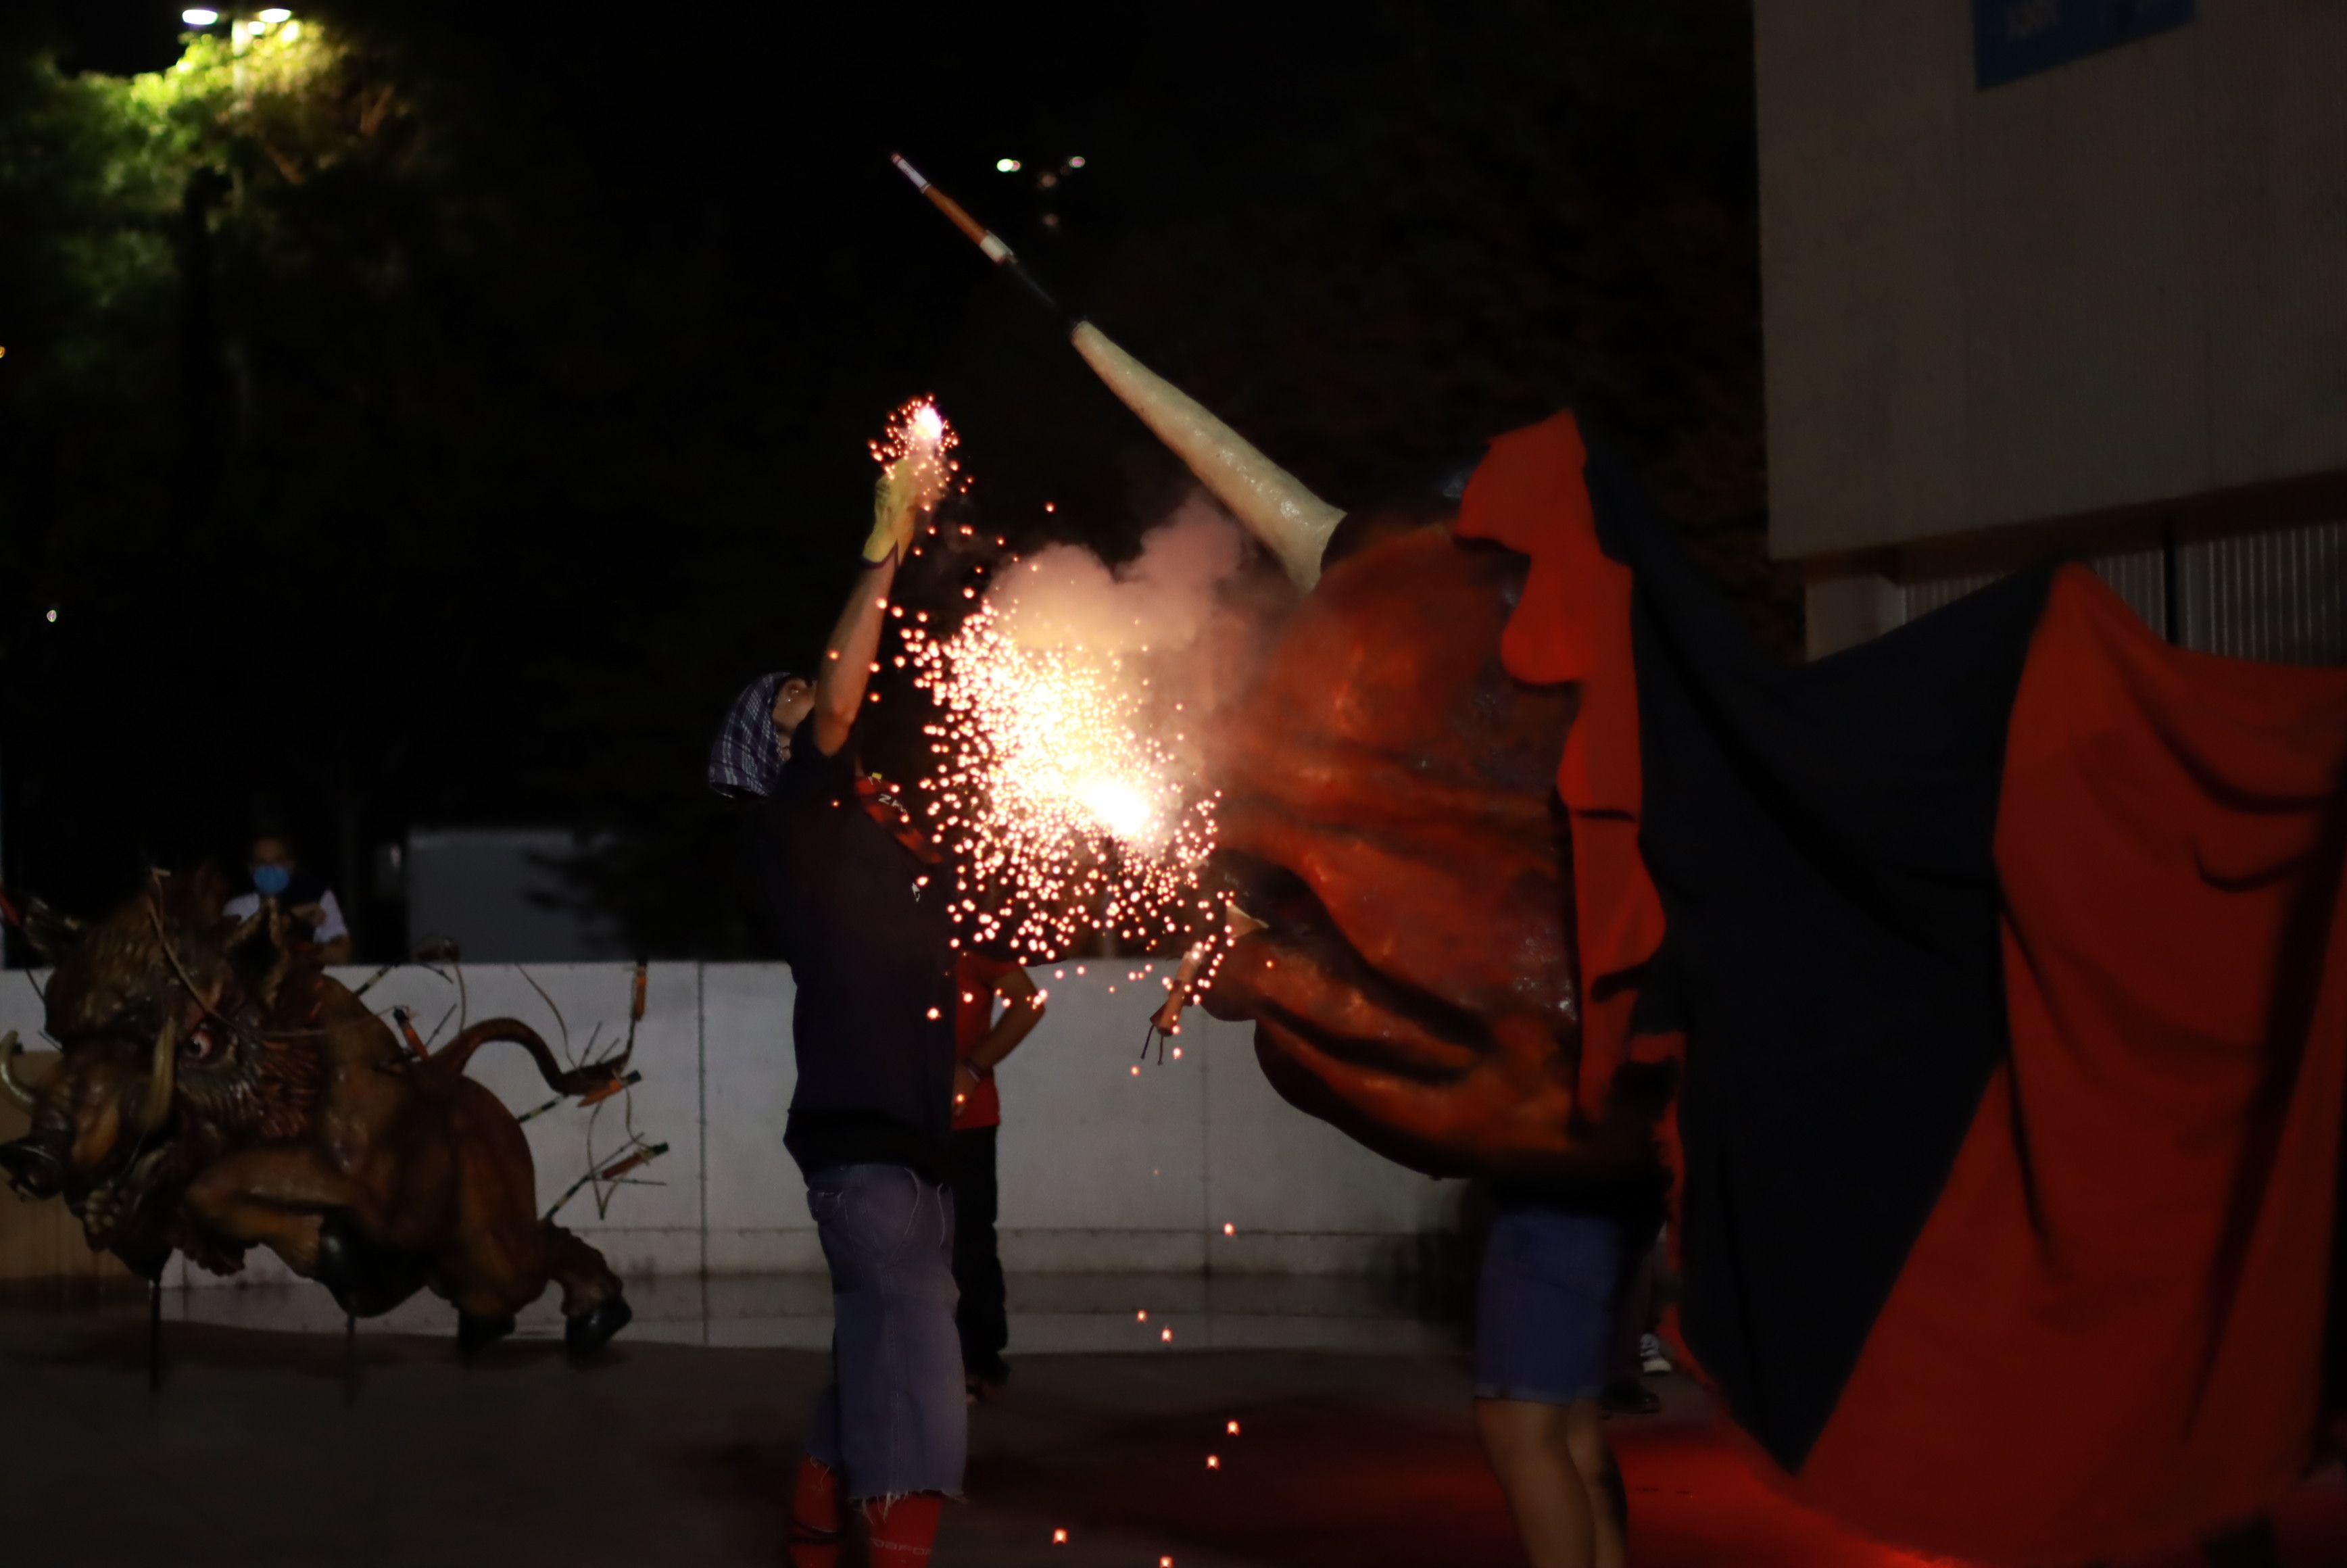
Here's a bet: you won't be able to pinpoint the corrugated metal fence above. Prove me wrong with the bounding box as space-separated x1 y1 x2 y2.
1896 520 2347 665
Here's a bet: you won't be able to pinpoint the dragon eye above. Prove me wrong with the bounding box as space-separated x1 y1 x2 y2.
183 1023 222 1064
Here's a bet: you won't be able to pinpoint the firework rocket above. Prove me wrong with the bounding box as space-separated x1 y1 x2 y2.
890 154 1072 324
888 154 1342 589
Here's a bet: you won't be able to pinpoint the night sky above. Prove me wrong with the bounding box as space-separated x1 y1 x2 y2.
0 1 1777 958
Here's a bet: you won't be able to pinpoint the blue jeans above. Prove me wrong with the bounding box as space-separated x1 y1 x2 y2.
804 1162 967 1500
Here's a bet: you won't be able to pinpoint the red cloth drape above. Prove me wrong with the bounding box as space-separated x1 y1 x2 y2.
1461 411 2347 1565
1456 413 1665 1109
1794 566 2347 1564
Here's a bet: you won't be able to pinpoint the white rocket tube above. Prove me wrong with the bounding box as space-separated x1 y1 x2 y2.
1072 322 1342 591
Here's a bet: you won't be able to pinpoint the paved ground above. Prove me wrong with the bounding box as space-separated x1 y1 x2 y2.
2 1286 2341 1567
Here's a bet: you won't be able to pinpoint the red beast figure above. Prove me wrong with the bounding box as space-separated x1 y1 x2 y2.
1084 328 2346 1567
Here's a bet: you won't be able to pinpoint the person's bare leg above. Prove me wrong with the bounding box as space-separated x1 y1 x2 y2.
1478 1398 1596 1568
1563 1397 1627 1568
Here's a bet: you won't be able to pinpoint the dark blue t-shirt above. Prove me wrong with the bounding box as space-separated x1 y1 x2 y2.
750 712 957 1181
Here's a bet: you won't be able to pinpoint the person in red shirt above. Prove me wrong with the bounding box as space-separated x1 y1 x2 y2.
949 948 1045 1396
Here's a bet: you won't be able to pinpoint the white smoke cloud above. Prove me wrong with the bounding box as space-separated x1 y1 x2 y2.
902 489 1293 956
988 491 1250 656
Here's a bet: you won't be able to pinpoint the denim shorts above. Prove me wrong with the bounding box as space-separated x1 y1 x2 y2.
803 1162 966 1500
1473 1202 1624 1406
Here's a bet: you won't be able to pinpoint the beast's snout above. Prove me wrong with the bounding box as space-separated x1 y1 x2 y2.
0 1135 66 1198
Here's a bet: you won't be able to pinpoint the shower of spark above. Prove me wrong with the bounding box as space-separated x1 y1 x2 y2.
902 570 1221 962
872 395 959 520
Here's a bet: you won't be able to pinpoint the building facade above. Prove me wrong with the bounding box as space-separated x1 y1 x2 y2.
1756 1 2347 660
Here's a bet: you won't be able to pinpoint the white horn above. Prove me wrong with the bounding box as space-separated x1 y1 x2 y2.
135 1019 179 1137
1072 322 1342 590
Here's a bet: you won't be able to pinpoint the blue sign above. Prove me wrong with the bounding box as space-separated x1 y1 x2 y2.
1975 0 2194 88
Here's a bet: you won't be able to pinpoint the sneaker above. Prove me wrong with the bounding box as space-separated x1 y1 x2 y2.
1639 1332 1674 1376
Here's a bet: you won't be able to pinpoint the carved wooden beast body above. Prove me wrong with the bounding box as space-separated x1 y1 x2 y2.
0 871 631 1358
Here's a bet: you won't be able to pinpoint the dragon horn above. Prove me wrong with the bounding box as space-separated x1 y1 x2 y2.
0 1031 32 1112
1071 322 1342 590
135 1017 178 1137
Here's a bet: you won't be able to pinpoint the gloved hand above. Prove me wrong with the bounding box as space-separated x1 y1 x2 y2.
864 435 948 564
863 476 919 565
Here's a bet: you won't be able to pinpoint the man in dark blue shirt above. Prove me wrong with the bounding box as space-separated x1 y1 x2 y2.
710 441 961 1567
754 703 958 1183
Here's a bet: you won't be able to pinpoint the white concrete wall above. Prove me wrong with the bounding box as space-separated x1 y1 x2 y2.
0 962 1456 1285
1756 0 2347 558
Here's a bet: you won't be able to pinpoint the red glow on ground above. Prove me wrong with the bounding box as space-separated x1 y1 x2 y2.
965 1367 2347 1568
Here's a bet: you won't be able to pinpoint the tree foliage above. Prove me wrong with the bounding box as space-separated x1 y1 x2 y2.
1 2 1782 960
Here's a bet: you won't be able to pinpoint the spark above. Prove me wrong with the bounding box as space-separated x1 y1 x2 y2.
870 395 956 529
903 570 1220 962
860 402 1222 982
1051 1527 1067 1544
1227 1420 1241 1435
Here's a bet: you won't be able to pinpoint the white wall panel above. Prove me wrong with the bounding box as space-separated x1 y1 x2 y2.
0 958 1453 1283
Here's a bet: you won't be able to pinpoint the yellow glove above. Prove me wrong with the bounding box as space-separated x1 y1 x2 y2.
864 441 948 565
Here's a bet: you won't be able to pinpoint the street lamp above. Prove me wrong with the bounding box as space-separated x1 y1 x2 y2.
259 7 294 20
181 8 220 24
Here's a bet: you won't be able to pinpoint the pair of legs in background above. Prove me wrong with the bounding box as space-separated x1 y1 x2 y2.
949 1125 1010 1391
790 1162 966 1567
1476 1199 1632 1568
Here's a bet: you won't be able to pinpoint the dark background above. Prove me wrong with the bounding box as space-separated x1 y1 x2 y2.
0 0 1786 961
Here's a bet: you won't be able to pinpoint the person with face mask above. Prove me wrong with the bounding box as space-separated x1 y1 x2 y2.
220 832 353 964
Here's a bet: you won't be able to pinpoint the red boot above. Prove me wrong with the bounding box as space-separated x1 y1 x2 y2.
786 1456 844 1568
863 1492 944 1565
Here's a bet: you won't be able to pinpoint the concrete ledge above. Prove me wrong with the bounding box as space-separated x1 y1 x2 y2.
998 1229 1206 1273
1206 1232 1431 1276
551 1227 703 1278
706 1228 824 1273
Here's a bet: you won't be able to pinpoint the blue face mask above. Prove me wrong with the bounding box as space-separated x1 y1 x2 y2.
251 864 293 898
